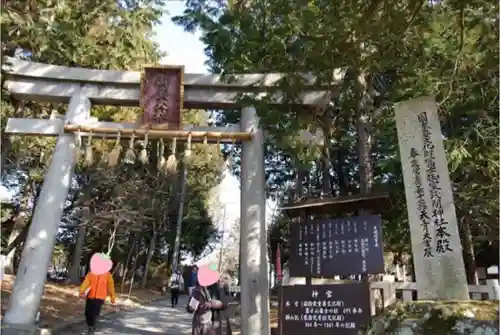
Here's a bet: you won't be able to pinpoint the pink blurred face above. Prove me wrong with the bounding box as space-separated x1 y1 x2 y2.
90 253 113 275
197 264 219 287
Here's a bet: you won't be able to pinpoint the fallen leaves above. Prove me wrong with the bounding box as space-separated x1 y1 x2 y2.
1 274 162 328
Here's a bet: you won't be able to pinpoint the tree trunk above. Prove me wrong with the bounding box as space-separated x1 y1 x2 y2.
355 72 375 287
305 171 312 197
171 161 188 272
112 262 121 277
356 116 373 195
333 122 349 196
296 167 306 199
68 207 89 284
321 125 332 196
1 100 23 176
121 232 137 292
2 222 30 256
2 180 42 265
68 225 86 284
4 212 27 274
460 215 478 285
141 228 157 289
139 199 159 289
332 149 343 196
355 72 374 196
166 172 182 268
4 179 37 274
409 256 416 282
127 252 139 300
315 159 322 195
1 131 12 176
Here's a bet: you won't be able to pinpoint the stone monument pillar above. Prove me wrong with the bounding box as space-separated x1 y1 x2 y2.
394 96 469 300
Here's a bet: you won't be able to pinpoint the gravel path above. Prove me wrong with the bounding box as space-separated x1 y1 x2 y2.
55 296 192 335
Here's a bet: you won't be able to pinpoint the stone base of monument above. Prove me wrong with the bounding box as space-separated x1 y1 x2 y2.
0 323 50 335
366 300 498 335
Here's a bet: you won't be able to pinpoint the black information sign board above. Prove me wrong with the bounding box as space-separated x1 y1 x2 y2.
289 215 384 277
279 283 371 335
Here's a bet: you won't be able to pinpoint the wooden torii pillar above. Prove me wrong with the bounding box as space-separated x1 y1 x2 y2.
1 57 345 335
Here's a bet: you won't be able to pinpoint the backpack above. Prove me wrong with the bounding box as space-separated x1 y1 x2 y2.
170 274 180 289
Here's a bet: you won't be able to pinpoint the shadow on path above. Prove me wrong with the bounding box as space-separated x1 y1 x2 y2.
56 296 192 335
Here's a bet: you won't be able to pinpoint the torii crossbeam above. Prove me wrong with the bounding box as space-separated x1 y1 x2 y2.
5 117 254 143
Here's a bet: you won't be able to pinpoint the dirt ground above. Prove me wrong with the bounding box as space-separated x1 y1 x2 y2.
1 274 163 328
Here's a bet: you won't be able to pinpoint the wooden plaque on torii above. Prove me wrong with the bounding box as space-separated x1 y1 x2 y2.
140 65 185 130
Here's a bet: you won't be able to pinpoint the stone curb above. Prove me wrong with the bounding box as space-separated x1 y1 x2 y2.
41 295 168 334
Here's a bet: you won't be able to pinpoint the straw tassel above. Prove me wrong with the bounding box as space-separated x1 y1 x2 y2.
139 132 149 164
184 133 193 162
124 133 136 164
74 130 83 161
157 138 166 171
99 135 109 165
100 151 109 166
216 135 221 148
108 132 123 167
83 135 94 167
165 137 178 174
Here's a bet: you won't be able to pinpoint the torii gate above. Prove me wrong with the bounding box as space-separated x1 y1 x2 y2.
1 57 344 335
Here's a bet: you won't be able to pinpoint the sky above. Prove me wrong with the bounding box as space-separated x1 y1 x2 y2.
153 2 208 74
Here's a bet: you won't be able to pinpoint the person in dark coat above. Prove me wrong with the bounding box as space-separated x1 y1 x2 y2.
190 283 225 335
169 269 184 307
208 281 233 335
189 264 232 335
188 265 199 296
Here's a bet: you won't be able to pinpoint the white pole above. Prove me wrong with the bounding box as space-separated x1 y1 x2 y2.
240 106 270 335
3 88 92 326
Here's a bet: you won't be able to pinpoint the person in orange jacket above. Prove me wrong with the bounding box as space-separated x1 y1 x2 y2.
79 253 117 335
